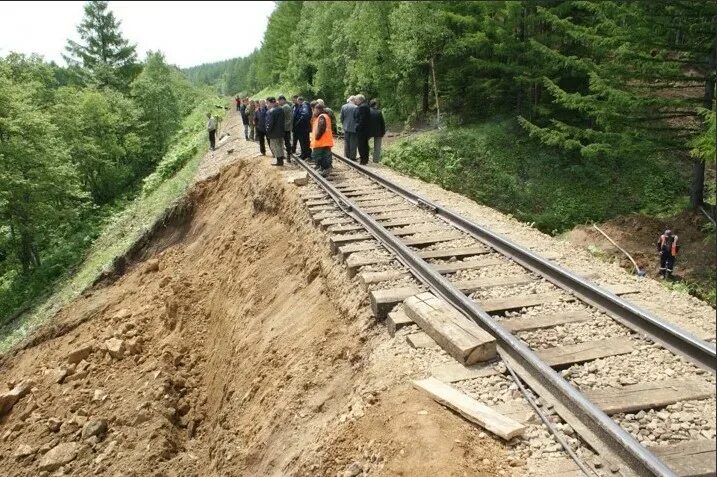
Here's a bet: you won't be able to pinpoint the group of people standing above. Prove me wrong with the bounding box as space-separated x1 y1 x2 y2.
234 93 386 175
340 95 386 165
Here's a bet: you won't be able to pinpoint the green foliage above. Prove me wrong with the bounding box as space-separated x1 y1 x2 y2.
64 0 139 90
52 86 142 203
383 120 689 233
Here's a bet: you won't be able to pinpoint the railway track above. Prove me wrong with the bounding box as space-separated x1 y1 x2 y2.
292 152 716 477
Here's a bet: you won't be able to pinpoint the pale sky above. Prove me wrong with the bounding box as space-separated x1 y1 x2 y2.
0 1 276 68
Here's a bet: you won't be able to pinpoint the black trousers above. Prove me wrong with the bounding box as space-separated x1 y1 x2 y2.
284 131 292 159
209 130 216 150
357 132 370 164
659 253 676 275
297 129 311 159
292 130 299 153
256 130 266 155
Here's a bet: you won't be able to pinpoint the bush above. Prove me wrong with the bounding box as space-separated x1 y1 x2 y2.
383 119 690 234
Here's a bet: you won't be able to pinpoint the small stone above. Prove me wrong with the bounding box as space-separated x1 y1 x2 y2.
113 309 132 321
0 381 32 417
82 419 107 440
67 344 94 364
13 444 35 458
144 259 160 273
105 338 125 359
46 368 69 385
343 462 363 477
38 442 80 471
92 389 108 402
417 410 428 415
47 417 62 432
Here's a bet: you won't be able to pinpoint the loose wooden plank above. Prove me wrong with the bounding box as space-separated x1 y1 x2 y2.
493 401 536 425
419 246 489 260
370 286 422 318
377 214 431 226
339 242 382 260
402 232 464 247
584 379 715 415
649 439 716 477
329 233 372 252
353 197 404 207
320 216 355 228
387 309 414 336
404 292 496 365
406 332 439 349
373 209 427 221
500 311 594 333
430 362 498 383
351 193 395 202
413 377 526 440
535 337 633 368
451 275 535 294
432 257 505 274
346 254 393 272
360 269 411 286
311 211 344 225
305 199 333 207
480 293 569 314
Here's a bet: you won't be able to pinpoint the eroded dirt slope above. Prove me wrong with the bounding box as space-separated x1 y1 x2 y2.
0 159 510 476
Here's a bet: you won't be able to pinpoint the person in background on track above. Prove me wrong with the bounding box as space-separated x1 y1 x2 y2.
293 96 312 160
311 103 334 177
340 95 358 160
207 112 218 151
266 97 286 166
316 99 338 136
278 95 293 162
240 98 250 141
368 99 386 163
291 95 300 153
657 229 679 279
354 94 371 165
254 100 267 156
247 99 256 141
235 96 242 111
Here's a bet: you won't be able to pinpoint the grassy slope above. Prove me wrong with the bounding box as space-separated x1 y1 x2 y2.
0 97 223 353
383 118 689 234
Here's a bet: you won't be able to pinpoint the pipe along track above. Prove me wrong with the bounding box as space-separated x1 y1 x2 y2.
294 152 716 477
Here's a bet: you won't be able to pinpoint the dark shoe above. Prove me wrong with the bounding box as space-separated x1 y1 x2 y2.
359 160 368 165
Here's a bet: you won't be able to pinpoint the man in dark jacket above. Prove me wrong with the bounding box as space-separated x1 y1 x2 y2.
278 95 293 161
266 97 285 166
293 96 312 159
240 98 250 140
254 100 268 156
354 94 371 165
368 99 386 162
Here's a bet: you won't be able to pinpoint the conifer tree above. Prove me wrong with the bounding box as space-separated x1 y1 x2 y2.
64 0 138 90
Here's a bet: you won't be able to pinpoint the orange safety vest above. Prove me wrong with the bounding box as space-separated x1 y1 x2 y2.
311 113 334 149
659 234 678 256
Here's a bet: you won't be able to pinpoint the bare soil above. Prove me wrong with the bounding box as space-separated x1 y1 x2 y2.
0 113 511 476
566 212 716 293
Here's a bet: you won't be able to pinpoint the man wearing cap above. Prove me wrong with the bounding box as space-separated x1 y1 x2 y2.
656 229 679 279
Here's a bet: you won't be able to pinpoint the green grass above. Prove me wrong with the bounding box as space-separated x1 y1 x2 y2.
0 97 223 353
383 118 689 234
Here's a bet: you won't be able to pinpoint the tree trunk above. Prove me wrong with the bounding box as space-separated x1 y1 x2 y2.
430 56 440 125
422 64 430 115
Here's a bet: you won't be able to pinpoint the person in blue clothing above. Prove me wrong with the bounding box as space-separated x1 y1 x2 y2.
292 96 312 159
254 99 268 156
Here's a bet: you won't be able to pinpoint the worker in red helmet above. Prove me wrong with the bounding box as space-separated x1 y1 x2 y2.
656 229 679 279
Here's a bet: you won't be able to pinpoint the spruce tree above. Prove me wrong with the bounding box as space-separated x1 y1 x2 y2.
64 0 138 90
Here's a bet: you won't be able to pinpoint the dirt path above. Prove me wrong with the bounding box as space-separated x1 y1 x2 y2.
0 107 512 476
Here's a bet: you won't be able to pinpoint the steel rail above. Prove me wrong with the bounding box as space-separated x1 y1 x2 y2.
296 156 677 477
332 152 717 374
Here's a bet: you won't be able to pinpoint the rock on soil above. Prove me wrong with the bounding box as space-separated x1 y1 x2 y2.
38 442 80 471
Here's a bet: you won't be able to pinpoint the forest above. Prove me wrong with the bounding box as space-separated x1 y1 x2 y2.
186 0 715 215
0 1 211 323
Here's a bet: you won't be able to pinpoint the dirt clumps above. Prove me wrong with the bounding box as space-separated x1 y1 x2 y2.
0 157 511 476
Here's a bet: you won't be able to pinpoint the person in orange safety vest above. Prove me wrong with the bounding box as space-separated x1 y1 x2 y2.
656 229 679 279
310 103 334 177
